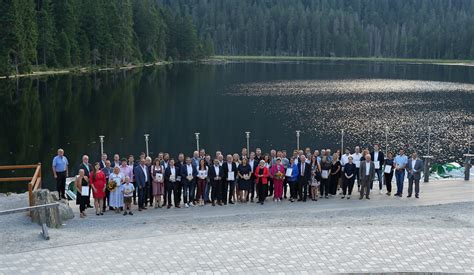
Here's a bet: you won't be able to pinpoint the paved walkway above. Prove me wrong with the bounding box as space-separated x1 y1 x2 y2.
0 180 473 274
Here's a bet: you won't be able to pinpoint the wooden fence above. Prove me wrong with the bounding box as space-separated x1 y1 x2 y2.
0 163 42 207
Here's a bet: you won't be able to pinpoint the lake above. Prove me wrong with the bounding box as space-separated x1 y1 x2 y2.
0 61 473 192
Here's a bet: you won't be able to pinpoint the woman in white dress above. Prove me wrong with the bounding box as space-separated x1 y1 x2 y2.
108 166 124 213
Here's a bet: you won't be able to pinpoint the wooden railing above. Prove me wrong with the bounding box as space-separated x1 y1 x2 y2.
0 163 42 206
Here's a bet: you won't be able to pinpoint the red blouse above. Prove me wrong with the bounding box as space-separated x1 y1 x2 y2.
254 166 270 184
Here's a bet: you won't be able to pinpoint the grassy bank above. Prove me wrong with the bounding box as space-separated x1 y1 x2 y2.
0 60 177 80
210 55 474 65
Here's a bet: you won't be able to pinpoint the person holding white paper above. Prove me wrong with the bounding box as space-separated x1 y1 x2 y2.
181 157 198 208
351 146 362 190
74 169 90 218
286 158 298 202
196 159 208 206
383 152 395 196
319 156 331 199
164 159 180 209
370 144 385 194
222 155 237 205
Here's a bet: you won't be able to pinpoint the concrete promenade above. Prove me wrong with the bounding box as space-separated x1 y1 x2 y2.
0 180 472 274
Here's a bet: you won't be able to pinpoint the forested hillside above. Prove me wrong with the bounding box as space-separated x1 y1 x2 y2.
1 0 472 76
0 0 213 76
163 0 474 59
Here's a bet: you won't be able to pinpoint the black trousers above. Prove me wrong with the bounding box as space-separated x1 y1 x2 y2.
342 176 355 195
268 178 274 196
166 181 177 206
138 185 146 208
221 181 229 204
56 171 66 198
288 181 297 199
211 180 222 202
384 172 394 193
257 182 267 203
329 175 338 195
297 178 308 200
175 181 183 205
320 179 329 197
132 181 137 201
249 177 256 200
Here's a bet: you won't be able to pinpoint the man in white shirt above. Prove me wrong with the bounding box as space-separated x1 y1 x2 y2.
181 157 197 207
351 146 362 191
370 144 385 194
340 148 351 169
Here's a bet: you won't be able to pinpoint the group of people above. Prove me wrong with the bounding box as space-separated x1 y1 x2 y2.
51 145 424 218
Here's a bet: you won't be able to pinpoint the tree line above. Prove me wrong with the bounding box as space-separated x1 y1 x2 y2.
164 0 473 60
0 0 214 76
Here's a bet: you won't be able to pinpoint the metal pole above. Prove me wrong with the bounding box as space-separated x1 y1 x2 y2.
144 134 150 157
427 126 431 156
385 126 388 156
296 130 301 151
341 129 344 155
99 135 105 156
245 131 250 153
195 133 200 152
464 126 474 181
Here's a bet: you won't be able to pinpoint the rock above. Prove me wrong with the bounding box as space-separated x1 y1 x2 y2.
31 189 74 228
50 191 59 201
58 201 74 220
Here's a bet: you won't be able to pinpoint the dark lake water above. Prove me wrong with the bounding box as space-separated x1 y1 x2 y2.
1 61 473 192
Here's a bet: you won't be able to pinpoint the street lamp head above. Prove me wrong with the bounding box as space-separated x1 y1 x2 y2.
296 130 301 137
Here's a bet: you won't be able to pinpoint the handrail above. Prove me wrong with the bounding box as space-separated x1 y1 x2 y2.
0 202 60 240
0 163 42 207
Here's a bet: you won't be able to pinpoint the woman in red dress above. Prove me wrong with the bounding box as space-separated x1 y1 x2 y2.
90 162 106 215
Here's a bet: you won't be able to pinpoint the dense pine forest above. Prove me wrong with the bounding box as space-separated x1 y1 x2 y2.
1 0 473 76
0 0 213 76
167 0 474 59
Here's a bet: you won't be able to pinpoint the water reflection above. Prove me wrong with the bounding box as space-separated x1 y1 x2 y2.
0 61 473 192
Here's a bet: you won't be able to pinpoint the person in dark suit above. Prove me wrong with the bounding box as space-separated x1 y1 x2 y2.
78 155 94 208
296 155 311 201
407 152 423 198
133 158 151 211
359 154 375 200
175 153 185 207
181 157 198 207
164 159 180 208
208 159 224 206
370 144 385 193
222 154 238 205
99 153 108 169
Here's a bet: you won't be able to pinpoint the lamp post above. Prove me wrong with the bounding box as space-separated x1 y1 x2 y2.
144 134 150 157
296 130 301 151
385 126 389 156
99 135 105 156
341 129 344 154
464 125 474 181
245 131 250 153
422 126 433 183
194 133 200 152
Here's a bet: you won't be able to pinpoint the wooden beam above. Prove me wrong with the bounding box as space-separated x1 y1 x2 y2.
0 165 39 170
0 177 33 182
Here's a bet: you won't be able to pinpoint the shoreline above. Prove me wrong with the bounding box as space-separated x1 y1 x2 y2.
1 55 472 80
209 55 474 66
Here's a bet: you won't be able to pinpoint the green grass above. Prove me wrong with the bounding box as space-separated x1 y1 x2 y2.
210 55 474 64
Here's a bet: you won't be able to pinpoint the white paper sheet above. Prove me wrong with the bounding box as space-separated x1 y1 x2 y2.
374 161 380 169
228 171 235 181
384 165 392 174
321 170 329 179
285 168 293 177
81 186 89 196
